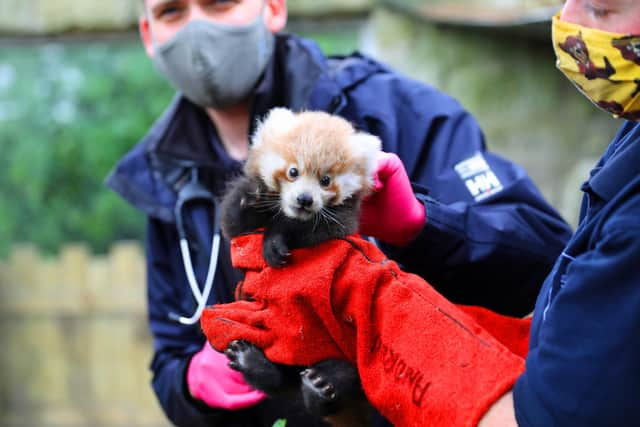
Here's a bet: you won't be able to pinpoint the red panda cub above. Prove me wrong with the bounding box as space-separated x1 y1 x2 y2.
219 108 381 424
220 107 381 267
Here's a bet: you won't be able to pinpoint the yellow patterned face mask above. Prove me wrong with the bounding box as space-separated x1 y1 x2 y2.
552 12 640 121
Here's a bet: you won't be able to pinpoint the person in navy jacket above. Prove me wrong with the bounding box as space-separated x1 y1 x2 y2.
106 0 571 426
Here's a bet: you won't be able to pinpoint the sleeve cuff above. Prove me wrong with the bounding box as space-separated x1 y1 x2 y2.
175 355 227 418
383 195 465 264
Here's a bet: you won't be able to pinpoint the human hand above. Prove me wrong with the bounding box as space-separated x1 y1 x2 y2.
186 342 266 410
359 152 425 246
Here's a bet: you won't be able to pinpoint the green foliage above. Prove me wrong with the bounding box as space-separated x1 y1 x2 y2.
273 419 287 427
0 29 359 256
0 39 173 256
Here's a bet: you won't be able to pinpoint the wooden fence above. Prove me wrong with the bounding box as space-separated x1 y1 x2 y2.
0 242 172 427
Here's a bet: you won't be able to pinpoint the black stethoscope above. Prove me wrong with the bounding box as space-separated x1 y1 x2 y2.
169 169 221 325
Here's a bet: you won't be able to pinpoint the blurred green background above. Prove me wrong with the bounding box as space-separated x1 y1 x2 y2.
0 39 166 256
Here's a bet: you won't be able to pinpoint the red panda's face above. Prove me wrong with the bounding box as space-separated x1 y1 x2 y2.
277 160 364 220
245 108 382 222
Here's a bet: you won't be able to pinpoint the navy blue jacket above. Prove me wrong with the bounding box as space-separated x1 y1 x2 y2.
107 34 571 427
514 120 640 426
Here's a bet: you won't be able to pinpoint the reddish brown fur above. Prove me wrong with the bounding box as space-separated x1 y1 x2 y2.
245 111 374 203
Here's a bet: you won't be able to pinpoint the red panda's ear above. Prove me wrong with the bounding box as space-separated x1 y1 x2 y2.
252 108 296 148
335 132 381 201
350 132 382 178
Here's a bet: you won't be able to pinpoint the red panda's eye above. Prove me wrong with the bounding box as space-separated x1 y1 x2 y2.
320 176 331 187
288 167 299 179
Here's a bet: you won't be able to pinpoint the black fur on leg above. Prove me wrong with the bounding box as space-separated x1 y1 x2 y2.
301 359 366 417
225 340 301 396
225 341 371 423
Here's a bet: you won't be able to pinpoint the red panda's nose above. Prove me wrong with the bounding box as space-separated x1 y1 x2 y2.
296 193 314 208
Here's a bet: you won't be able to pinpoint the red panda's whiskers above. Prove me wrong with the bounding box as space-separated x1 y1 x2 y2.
251 200 280 208
258 193 280 200
249 200 281 214
268 206 284 220
312 212 321 232
320 208 345 230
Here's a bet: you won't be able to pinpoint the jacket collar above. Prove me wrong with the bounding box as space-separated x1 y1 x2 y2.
588 121 640 202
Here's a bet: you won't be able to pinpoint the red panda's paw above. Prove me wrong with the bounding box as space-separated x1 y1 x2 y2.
263 233 291 268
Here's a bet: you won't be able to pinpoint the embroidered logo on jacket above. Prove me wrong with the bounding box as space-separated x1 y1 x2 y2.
454 153 503 201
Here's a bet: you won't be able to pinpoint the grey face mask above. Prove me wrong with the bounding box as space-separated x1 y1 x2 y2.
151 14 275 109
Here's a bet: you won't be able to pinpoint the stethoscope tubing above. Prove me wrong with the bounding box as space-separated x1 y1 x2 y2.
170 231 220 325
169 170 221 325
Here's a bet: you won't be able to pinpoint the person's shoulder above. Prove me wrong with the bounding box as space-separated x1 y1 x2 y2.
595 175 640 246
602 184 640 233
598 122 640 232
613 120 640 142
339 54 466 116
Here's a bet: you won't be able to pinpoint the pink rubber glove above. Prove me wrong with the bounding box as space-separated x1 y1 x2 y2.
187 342 266 410
359 152 426 246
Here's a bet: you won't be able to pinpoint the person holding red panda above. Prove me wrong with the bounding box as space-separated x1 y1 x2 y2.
106 0 572 426
202 0 640 426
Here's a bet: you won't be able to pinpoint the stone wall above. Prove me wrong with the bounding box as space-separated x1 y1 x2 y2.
0 243 171 427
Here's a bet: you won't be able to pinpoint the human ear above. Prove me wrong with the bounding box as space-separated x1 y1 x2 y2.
264 0 287 33
139 15 155 57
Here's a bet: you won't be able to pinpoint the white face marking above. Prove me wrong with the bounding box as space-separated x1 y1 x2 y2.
259 151 286 190
335 171 362 203
349 133 382 183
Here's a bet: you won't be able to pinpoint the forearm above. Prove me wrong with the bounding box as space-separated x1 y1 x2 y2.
384 193 570 316
351 281 524 427
375 100 570 315
478 391 518 427
335 250 527 427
